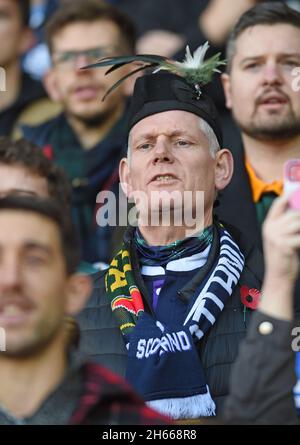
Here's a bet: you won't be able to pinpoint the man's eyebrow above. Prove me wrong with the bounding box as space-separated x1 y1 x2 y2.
133 130 191 142
240 53 300 64
6 190 39 197
0 242 53 255
23 242 53 256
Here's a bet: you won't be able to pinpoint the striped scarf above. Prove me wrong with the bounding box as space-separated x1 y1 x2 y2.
105 224 245 419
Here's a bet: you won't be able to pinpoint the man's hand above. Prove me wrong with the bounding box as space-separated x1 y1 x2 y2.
263 194 300 283
260 194 300 320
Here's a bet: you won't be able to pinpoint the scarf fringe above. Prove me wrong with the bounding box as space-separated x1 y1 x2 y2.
147 386 216 420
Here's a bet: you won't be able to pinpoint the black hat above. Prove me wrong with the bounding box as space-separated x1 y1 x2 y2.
83 43 225 146
127 71 223 146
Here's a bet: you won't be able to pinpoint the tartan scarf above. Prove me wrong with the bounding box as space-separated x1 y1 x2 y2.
105 224 245 419
135 226 213 267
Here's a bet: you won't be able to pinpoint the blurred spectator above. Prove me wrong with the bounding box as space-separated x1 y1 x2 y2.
215 2 300 314
0 136 70 206
22 0 136 264
0 136 102 278
0 0 57 137
0 136 82 347
0 196 169 425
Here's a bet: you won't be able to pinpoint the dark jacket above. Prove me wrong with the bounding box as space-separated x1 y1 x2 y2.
224 311 300 425
0 72 46 137
77 223 264 416
215 143 300 315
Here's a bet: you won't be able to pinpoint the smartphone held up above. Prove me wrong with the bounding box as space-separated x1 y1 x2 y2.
284 159 300 211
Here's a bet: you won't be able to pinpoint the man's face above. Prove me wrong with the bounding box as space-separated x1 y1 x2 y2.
223 24 300 141
121 110 220 221
0 211 70 356
0 164 49 199
48 20 129 125
0 0 29 67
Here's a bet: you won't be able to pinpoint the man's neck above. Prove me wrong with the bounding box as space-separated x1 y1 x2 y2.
0 62 22 112
243 133 300 182
138 212 213 246
67 104 124 150
0 334 67 419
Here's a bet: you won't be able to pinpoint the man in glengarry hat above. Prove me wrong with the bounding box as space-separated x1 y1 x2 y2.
78 46 263 420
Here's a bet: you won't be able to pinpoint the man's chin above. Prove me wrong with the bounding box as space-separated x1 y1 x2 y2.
2 329 60 359
2 341 44 358
238 119 300 141
67 103 120 128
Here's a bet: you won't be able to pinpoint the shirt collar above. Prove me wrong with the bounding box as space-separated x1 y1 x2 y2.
245 159 283 203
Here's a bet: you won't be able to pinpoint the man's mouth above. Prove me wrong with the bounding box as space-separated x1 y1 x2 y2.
257 92 289 109
0 300 33 327
149 174 179 184
73 86 99 100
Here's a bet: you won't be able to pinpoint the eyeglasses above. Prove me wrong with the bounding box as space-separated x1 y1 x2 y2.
52 46 119 69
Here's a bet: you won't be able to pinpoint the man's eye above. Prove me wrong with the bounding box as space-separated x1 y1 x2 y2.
25 256 46 266
244 63 260 70
283 60 299 68
175 140 190 147
89 49 106 61
58 52 74 63
137 143 152 150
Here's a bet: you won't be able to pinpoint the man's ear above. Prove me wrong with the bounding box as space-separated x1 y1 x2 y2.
119 157 132 198
221 73 233 110
64 273 92 316
215 149 234 191
43 69 62 102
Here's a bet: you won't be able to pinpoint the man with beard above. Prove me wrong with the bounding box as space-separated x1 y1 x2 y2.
215 7 300 404
22 0 135 264
216 2 300 252
215 4 300 418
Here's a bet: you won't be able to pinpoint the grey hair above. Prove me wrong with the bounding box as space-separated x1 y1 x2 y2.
198 118 220 158
126 116 220 162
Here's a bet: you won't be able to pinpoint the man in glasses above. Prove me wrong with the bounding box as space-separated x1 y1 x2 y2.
22 0 136 265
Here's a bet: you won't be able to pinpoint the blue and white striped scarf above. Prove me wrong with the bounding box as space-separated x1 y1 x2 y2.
125 225 245 419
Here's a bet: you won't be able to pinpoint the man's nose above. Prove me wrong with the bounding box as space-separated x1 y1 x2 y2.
262 62 283 86
152 137 174 163
74 54 92 72
0 255 21 291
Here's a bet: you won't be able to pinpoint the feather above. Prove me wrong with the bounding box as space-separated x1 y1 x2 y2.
82 42 226 99
102 64 157 101
83 54 168 71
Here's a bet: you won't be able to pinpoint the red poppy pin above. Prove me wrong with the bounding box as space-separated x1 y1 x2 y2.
240 285 261 310
43 144 54 160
